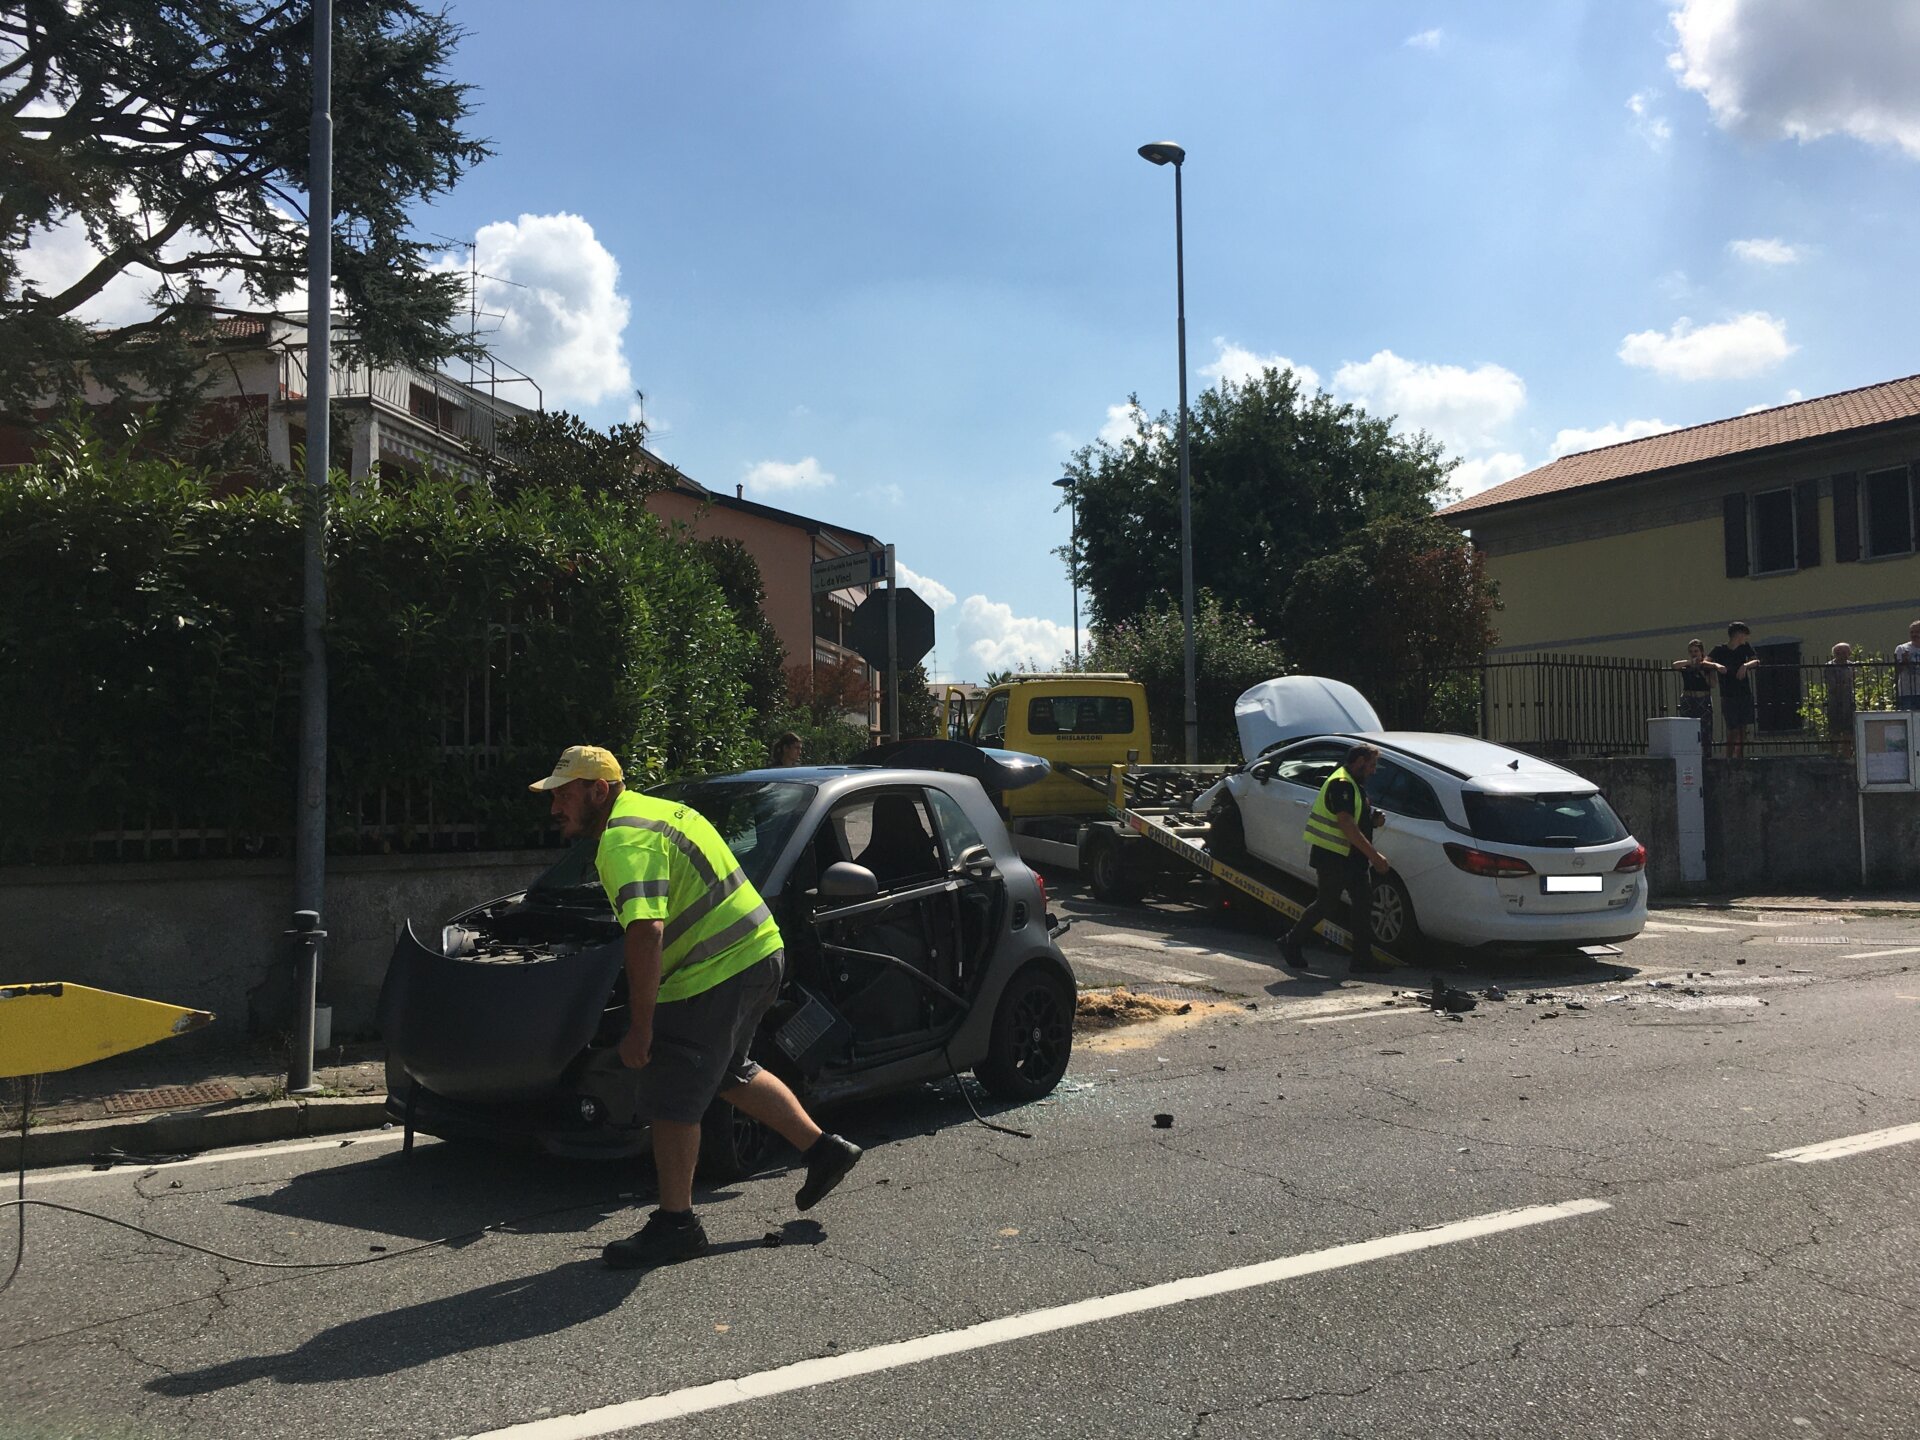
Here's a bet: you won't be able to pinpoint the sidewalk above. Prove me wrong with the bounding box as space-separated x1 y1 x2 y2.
10 889 1919 1170
2 1037 390 1171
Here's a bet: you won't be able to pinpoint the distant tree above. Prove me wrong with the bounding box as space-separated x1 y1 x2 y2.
1062 369 1453 631
690 536 786 721
883 662 942 739
1084 592 1290 762
1278 516 1499 727
473 410 666 504
0 0 489 421
785 657 874 729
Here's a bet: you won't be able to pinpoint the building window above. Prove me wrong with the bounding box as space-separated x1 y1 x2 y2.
1750 488 1798 574
1864 465 1914 558
407 383 461 432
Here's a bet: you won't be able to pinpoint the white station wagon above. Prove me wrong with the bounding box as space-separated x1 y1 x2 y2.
1195 678 1649 954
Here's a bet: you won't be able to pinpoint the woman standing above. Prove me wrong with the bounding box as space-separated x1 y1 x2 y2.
1673 639 1721 751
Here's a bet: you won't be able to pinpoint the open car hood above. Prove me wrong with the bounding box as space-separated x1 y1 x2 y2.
1235 676 1382 762
857 739 1051 791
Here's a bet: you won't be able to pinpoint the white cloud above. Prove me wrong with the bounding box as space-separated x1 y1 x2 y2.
1449 452 1530 497
1200 337 1321 395
743 456 834 494
1671 0 1920 159
1097 400 1167 448
955 595 1075 679
861 482 905 507
895 563 957 613
1549 419 1681 458
1330 349 1527 454
1617 311 1795 380
1405 28 1443 50
1728 236 1801 265
451 213 632 408
1627 90 1673 148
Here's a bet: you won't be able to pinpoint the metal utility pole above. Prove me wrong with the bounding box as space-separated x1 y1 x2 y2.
290 0 333 1094
885 544 900 742
1053 476 1080 668
1139 140 1199 763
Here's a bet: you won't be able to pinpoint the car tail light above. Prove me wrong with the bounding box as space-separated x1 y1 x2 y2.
1444 843 1536 878
1034 870 1049 911
1615 844 1648 873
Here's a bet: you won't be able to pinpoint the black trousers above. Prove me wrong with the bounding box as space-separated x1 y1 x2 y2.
1285 852 1374 964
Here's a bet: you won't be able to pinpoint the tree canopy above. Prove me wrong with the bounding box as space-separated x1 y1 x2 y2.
1062 368 1454 630
0 0 489 416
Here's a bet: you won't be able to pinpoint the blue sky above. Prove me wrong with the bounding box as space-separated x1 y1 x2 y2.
33 1 1920 681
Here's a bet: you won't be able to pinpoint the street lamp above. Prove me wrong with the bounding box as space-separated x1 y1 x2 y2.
1052 475 1079 669
1138 140 1198 764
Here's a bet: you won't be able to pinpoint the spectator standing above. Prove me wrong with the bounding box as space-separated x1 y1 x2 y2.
1671 639 1720 751
1708 622 1761 758
1824 643 1858 759
770 731 804 767
1896 620 1920 712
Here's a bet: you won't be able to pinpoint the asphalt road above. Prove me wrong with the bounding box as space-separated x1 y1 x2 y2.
5 892 1920 1439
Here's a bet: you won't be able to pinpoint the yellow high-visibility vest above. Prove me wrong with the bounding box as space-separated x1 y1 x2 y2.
1303 765 1365 857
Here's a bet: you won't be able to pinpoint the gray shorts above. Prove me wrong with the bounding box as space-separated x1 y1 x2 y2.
633 951 784 1126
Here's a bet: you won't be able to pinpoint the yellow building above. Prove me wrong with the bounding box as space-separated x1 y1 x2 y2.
1440 374 1920 745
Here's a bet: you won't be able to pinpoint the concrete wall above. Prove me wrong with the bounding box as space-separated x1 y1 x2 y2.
1560 752 1920 895
0 850 558 1047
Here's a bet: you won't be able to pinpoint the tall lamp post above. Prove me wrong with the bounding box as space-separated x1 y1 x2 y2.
1052 475 1079 668
1138 140 1198 764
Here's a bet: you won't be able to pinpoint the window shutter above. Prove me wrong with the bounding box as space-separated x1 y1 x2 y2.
1794 478 1820 569
1723 493 1749 579
1833 472 1860 563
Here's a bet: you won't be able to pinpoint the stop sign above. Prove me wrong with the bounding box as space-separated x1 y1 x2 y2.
846 587 935 669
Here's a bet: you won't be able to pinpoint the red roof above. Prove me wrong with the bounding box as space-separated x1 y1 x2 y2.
1440 373 1920 519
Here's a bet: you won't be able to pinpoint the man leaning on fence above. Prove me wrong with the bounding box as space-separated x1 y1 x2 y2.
1278 743 1393 978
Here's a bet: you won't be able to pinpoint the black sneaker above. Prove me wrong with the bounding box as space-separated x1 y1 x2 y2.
1278 937 1313 973
602 1210 711 1270
795 1134 862 1211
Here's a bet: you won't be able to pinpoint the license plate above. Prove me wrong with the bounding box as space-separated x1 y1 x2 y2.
1543 875 1604 893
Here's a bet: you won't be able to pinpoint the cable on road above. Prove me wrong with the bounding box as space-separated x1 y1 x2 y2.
942 1045 1033 1140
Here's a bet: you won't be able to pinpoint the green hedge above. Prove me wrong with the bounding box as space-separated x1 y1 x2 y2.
0 425 769 860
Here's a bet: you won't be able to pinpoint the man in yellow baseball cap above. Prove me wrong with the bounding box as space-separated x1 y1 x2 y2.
530 744 861 1270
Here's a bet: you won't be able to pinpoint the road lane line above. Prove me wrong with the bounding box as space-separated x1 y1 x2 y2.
459 1198 1611 1440
1771 1122 1920 1165
1297 1007 1420 1024
21 1128 409 1187
1075 957 1215 987
1848 947 1920 961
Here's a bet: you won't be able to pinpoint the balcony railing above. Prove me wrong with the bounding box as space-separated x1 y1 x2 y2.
279 350 539 453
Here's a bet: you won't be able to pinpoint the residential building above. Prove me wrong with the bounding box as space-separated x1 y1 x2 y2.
0 313 538 481
646 475 888 726
1440 374 1920 736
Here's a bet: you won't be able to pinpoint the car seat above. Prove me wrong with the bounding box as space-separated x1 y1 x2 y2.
856 793 940 888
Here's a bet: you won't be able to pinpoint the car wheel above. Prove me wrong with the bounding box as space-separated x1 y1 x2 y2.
1086 833 1139 903
975 964 1075 1102
697 1100 777 1182
1208 796 1248 865
1369 871 1421 954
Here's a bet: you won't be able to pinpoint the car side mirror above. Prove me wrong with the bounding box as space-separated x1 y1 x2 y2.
953 842 999 882
819 862 880 900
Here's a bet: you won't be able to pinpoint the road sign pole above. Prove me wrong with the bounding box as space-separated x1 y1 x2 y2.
885 544 899 742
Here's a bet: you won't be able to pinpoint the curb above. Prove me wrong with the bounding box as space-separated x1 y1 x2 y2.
3 1094 391 1172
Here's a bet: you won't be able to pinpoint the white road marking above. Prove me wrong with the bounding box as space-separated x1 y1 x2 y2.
1081 934 1284 976
19 1127 409 1187
1297 1007 1423 1025
458 1198 1612 1440
1849 947 1920 961
1770 1123 1920 1165
1642 920 1745 935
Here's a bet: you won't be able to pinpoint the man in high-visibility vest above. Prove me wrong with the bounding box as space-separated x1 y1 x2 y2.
532 745 862 1270
1277 742 1394 977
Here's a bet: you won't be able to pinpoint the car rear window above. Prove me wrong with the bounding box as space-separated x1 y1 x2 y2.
1461 790 1627 848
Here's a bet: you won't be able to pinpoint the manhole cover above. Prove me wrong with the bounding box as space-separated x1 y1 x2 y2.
103 1082 241 1116
1122 982 1226 1003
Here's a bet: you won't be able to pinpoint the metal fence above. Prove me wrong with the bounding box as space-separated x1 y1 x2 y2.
1353 656 1907 758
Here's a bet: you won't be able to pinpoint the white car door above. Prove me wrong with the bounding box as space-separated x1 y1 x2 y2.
1362 757 1451 894
1244 740 1348 878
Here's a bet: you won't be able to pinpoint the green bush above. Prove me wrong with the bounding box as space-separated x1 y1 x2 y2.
0 421 770 859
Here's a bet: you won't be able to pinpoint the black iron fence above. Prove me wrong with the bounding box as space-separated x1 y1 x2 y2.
1350 655 1908 758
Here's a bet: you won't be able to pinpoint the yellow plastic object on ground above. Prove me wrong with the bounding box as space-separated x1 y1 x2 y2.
0 982 213 1078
